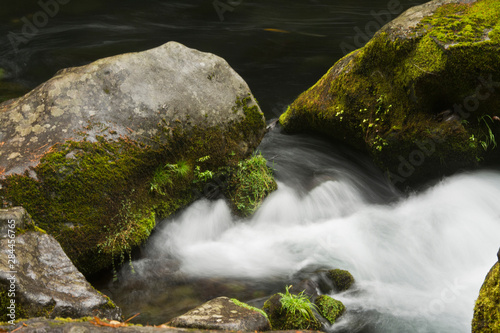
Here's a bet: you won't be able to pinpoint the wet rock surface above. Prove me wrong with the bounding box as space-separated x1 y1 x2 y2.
168 296 271 331
0 207 121 320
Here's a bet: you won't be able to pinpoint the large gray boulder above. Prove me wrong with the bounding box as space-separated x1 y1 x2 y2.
0 41 264 176
168 296 271 331
0 42 266 275
0 207 121 321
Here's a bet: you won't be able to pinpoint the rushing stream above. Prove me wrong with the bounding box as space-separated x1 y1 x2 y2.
96 130 500 332
2 1 499 332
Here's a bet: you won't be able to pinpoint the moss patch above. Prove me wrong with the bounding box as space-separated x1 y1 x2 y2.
472 262 500 333
226 153 277 217
230 298 269 320
314 295 345 325
328 269 355 292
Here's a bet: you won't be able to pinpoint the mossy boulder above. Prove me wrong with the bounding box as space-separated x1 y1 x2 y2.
0 42 267 276
262 293 321 331
472 252 500 332
314 295 345 325
280 0 500 189
327 269 355 292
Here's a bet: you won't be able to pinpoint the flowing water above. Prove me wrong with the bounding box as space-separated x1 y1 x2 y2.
98 130 500 332
2 1 499 332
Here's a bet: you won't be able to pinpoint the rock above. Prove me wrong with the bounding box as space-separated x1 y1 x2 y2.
0 317 201 332
314 295 345 325
497 247 499 262
279 0 500 189
0 317 318 333
0 207 121 321
168 296 270 331
0 206 33 237
0 41 267 275
472 261 500 332
263 293 321 331
326 269 355 292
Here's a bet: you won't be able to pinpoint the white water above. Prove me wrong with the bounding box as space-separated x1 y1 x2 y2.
144 134 500 332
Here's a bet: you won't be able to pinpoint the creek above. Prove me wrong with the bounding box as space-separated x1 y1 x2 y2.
99 130 500 332
1 1 498 332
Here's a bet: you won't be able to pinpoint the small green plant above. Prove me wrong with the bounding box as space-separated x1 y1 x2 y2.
193 155 214 183
278 285 318 321
478 115 497 151
231 298 269 319
150 160 191 195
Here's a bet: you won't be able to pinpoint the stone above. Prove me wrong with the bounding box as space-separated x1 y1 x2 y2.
314 295 345 325
0 206 33 238
472 261 500 332
0 41 267 275
168 296 270 331
327 269 355 292
263 293 321 331
280 0 500 189
0 41 264 177
0 208 121 320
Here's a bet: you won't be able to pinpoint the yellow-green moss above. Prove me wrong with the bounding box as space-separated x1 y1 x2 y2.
230 298 269 320
472 262 500 332
314 295 345 325
226 153 277 217
280 0 500 188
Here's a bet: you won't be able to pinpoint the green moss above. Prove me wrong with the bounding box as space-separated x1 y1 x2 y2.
472 262 500 332
0 290 28 323
314 295 345 325
328 269 355 291
280 0 500 188
0 137 192 276
230 298 269 320
226 153 277 217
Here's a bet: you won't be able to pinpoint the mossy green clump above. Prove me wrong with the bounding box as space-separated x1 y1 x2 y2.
280 0 500 188
263 286 321 331
226 152 277 217
472 262 500 332
314 295 345 325
328 269 355 292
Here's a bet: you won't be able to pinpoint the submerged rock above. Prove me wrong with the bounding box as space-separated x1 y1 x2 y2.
472 249 500 332
280 0 500 189
0 207 121 321
0 41 267 275
168 296 271 331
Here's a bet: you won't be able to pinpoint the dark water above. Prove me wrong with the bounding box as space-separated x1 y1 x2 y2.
1 0 428 117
